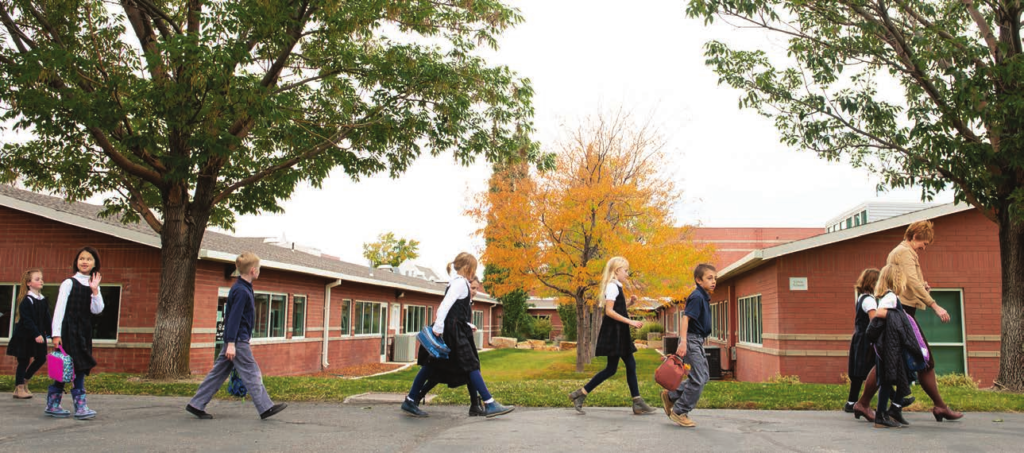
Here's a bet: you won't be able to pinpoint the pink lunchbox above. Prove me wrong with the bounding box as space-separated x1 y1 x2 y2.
47 345 75 383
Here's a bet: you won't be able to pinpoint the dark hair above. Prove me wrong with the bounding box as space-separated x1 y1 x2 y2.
854 268 880 295
693 263 716 282
73 246 101 275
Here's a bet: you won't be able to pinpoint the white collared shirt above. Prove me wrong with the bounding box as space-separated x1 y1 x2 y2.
432 275 472 335
52 273 104 337
605 280 622 303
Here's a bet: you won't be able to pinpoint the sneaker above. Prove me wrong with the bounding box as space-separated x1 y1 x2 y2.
259 403 288 420
186 404 213 419
483 400 515 418
843 402 855 413
669 411 696 428
401 399 429 417
660 390 674 417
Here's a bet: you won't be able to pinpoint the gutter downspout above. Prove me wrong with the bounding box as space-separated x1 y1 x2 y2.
323 279 343 370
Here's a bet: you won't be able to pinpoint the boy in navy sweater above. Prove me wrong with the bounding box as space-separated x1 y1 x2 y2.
186 252 287 420
661 263 716 428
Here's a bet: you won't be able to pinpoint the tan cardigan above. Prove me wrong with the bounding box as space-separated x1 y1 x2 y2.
886 242 936 311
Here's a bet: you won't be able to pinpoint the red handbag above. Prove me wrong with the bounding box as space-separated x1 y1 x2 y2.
654 354 690 390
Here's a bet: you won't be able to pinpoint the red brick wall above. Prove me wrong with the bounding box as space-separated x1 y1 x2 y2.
692 227 822 269
724 209 1002 386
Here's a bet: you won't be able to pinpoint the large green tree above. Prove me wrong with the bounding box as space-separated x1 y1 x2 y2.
363 232 420 268
0 0 537 378
687 0 1024 390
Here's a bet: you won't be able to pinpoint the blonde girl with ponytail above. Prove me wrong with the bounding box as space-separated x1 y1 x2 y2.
6 268 51 400
568 256 657 415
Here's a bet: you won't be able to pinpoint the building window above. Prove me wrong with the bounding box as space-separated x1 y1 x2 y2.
710 301 728 342
918 289 967 375
404 305 429 333
354 301 385 335
473 310 484 329
861 210 868 225
738 294 762 345
254 292 287 339
846 218 852 228
339 299 351 335
2 283 121 341
292 295 306 337
854 215 861 227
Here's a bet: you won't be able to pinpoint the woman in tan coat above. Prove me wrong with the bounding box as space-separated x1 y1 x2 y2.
852 220 963 422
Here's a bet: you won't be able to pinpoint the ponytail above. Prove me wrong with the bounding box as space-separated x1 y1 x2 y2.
448 252 478 281
14 268 41 323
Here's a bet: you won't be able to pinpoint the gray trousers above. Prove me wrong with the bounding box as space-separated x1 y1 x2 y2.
189 341 274 414
669 333 709 415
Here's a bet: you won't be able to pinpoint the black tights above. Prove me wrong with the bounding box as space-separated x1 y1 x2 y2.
15 354 47 385
847 376 864 403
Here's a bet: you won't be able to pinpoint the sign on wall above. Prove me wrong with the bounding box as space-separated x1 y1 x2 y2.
789 277 808 291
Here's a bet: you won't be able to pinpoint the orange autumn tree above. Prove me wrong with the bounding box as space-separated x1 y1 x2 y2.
471 111 712 371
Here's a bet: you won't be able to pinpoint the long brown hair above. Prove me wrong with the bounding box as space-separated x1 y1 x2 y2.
854 268 880 295
14 268 42 323
446 252 478 281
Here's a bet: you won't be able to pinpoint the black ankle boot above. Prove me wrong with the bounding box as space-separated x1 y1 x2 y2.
843 402 855 413
888 406 909 426
874 409 899 428
469 395 484 416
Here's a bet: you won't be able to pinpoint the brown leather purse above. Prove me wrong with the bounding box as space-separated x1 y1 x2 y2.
654 354 690 390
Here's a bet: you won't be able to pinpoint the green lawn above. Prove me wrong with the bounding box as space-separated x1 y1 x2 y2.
4 349 1022 412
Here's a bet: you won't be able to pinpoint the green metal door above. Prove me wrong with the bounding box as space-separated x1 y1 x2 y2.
915 290 966 375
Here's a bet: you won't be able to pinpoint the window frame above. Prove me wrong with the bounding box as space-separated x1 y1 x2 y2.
709 300 728 342
339 299 352 336
737 294 763 346
353 300 386 337
252 290 289 340
472 310 484 329
291 294 307 338
403 304 429 334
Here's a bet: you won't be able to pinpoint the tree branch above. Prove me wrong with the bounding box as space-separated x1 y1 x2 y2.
87 127 165 186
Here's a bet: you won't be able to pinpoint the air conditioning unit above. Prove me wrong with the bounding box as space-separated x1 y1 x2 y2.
394 333 418 362
474 330 484 350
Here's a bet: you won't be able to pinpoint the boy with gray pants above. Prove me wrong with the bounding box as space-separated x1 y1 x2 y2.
186 252 287 420
661 263 716 427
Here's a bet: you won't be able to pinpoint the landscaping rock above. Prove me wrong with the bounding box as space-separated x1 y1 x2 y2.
490 336 517 349
559 341 577 351
527 340 546 349
516 341 532 349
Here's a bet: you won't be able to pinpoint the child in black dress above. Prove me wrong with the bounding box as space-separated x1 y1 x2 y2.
6 268 51 399
845 268 878 414
568 256 657 415
867 264 924 428
402 252 514 418
48 246 105 420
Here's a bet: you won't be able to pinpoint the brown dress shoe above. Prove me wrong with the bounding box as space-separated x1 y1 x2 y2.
932 406 964 422
852 402 875 422
660 389 674 417
669 411 696 427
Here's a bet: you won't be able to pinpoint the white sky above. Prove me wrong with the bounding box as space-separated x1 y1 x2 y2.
225 0 954 273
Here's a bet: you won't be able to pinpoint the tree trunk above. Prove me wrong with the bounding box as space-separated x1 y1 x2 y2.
146 200 209 379
996 210 1024 391
575 295 595 372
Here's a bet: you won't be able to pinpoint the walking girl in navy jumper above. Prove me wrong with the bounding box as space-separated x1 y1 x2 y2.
6 268 51 399
568 256 658 415
48 247 104 419
867 264 925 428
844 268 879 414
401 252 514 418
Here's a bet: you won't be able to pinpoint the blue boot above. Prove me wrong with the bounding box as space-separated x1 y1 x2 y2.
71 389 96 420
45 386 70 418
401 398 429 417
483 400 515 418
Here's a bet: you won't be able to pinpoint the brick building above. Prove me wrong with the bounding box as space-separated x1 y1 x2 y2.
657 204 1003 386
0 185 499 376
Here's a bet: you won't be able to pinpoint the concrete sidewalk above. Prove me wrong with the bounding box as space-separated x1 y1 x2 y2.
0 394 1019 452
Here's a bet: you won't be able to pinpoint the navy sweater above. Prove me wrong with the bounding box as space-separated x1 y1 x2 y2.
222 278 255 343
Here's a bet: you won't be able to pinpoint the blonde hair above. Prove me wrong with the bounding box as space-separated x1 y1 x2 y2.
446 252 477 281
599 257 629 307
236 252 260 275
904 220 935 242
14 268 42 323
874 264 907 299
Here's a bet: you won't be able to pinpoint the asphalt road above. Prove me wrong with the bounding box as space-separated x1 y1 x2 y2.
0 394 1019 452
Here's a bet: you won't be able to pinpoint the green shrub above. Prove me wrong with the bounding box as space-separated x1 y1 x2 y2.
531 317 553 340
936 373 979 389
557 303 577 341
632 321 665 341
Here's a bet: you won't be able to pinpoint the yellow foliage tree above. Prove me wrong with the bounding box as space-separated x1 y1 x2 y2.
470 110 712 371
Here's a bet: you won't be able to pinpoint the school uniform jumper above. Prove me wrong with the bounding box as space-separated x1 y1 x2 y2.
584 282 640 397
51 274 105 382
416 277 480 388
6 292 52 384
670 286 712 416
189 277 275 414
848 294 876 380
